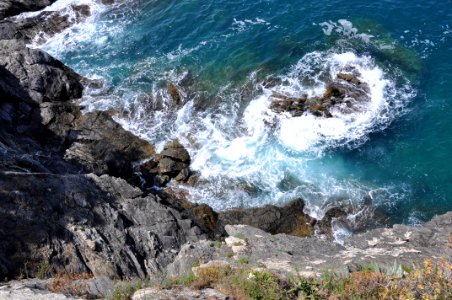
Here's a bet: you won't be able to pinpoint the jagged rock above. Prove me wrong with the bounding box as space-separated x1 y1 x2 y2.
269 68 371 117
9 5 92 45
0 39 83 104
0 173 211 280
139 140 192 187
160 140 191 163
0 279 80 300
161 189 225 239
219 199 315 237
169 82 182 106
0 0 56 20
64 111 156 178
169 215 452 279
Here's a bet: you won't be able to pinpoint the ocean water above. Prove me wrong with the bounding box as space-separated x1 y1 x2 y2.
35 0 451 227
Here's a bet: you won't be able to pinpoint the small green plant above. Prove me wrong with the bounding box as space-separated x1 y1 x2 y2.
109 279 148 300
237 256 249 265
212 240 222 249
36 260 52 279
162 272 196 289
191 261 201 268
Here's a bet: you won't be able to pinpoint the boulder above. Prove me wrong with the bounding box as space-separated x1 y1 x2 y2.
139 139 192 187
269 68 371 117
160 140 190 163
168 82 182 106
219 199 315 237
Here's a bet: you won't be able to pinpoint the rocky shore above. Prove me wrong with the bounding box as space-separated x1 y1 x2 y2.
0 2 451 299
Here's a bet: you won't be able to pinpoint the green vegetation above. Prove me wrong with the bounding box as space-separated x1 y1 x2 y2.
238 256 250 265
212 240 222 249
36 260 52 279
159 259 452 300
109 279 149 300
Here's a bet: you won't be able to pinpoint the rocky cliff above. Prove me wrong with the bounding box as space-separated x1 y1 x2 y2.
0 2 451 299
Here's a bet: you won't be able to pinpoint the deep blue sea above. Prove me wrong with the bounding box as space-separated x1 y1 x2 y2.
35 0 451 229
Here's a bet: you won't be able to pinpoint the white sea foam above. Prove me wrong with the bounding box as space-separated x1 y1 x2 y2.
170 50 415 215
33 2 418 224
319 19 373 43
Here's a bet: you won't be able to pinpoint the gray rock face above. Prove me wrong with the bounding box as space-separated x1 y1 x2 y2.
64 111 156 178
0 0 56 20
0 39 83 104
0 173 210 280
168 216 452 279
6 4 93 44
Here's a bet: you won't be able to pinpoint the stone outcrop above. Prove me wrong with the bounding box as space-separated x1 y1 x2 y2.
0 39 83 104
219 199 316 237
270 67 371 118
0 173 212 280
2 3 452 299
0 12 214 282
139 139 193 188
167 213 452 279
0 0 56 20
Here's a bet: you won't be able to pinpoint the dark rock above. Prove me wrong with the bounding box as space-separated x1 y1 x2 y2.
160 140 190 163
0 0 56 20
269 68 371 118
220 199 315 237
64 111 156 178
158 157 188 175
0 39 83 104
0 173 211 280
175 167 190 182
168 82 182 106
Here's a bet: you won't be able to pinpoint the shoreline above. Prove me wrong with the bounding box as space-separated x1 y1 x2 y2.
0 1 451 299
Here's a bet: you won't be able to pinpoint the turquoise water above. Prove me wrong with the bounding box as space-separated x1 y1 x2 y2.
39 0 451 226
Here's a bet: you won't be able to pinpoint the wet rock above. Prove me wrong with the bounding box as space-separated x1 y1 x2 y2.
0 0 57 19
269 68 371 118
158 157 188 175
220 199 315 237
169 82 183 106
175 167 191 182
160 140 191 163
139 140 192 187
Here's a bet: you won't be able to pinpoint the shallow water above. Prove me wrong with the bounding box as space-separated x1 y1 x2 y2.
36 0 451 227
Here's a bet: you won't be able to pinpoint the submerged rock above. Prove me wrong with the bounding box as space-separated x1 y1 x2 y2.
169 82 183 106
269 68 371 118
